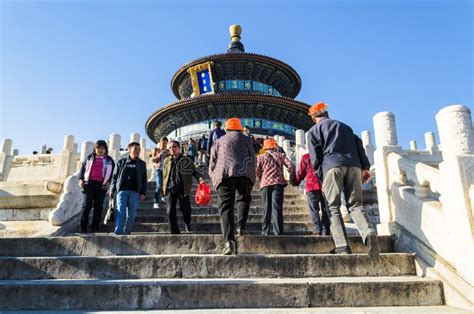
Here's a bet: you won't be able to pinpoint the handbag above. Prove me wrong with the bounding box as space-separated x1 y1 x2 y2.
103 196 115 225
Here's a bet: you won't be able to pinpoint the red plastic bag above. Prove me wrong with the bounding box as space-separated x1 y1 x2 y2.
195 182 211 205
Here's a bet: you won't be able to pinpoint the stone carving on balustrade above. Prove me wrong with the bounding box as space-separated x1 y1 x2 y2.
372 104 474 311
11 155 57 168
48 174 82 226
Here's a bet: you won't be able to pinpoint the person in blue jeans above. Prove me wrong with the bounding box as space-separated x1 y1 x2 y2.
109 142 147 235
150 137 169 208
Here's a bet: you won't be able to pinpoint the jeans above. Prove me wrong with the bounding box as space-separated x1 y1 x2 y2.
322 166 375 248
306 190 330 234
261 184 284 235
216 176 253 242
114 190 139 235
80 180 107 233
165 191 191 234
154 169 163 203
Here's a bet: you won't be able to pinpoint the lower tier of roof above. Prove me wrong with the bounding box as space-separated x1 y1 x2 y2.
145 93 313 143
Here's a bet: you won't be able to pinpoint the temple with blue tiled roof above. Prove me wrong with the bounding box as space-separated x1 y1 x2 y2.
145 24 313 142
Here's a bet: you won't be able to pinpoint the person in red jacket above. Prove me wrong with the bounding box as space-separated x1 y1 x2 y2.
293 153 330 235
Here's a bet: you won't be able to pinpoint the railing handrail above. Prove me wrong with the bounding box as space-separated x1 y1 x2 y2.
387 151 440 196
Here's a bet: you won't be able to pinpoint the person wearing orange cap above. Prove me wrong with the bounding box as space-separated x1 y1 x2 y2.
307 102 380 258
256 138 295 235
209 117 256 255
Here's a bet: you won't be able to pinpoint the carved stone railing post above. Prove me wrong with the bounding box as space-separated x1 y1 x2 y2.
56 135 75 179
282 139 291 155
373 111 402 234
140 138 147 161
305 131 310 150
63 135 75 151
109 133 121 162
277 135 285 149
2 139 12 155
282 139 291 179
295 129 306 173
130 133 140 144
77 141 94 171
435 104 474 283
424 132 439 155
361 130 375 165
295 129 305 147
0 139 13 181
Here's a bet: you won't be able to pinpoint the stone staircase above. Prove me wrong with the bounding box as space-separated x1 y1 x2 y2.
0 180 452 311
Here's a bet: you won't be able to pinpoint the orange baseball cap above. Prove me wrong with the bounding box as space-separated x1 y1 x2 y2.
263 139 277 150
224 117 243 131
308 102 328 117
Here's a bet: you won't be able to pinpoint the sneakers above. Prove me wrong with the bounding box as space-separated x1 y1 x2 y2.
222 241 236 255
322 229 331 236
330 246 352 254
153 203 160 209
366 232 380 259
185 223 192 233
236 227 247 236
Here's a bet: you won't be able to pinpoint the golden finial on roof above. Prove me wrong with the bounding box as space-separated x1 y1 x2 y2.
229 24 242 43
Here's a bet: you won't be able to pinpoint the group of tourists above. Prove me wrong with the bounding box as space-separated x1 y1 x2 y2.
78 102 380 258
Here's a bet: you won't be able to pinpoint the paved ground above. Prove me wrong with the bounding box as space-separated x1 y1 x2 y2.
2 305 470 313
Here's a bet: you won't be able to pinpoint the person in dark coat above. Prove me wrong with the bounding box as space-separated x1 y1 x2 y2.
197 134 208 166
162 140 204 234
207 121 226 157
109 142 147 235
79 140 115 233
209 118 256 255
307 102 379 258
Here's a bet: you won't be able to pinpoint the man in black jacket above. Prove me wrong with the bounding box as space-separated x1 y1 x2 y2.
207 121 226 157
162 140 204 234
307 102 380 258
110 142 147 235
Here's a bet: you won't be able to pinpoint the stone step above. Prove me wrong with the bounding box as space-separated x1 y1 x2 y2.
0 253 415 280
0 234 393 256
143 193 304 202
147 181 301 191
140 198 309 207
99 222 323 234
38 306 467 313
137 205 310 215
0 207 53 221
134 213 311 224
0 276 444 310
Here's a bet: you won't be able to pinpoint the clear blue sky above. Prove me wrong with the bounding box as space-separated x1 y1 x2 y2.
1 0 472 154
